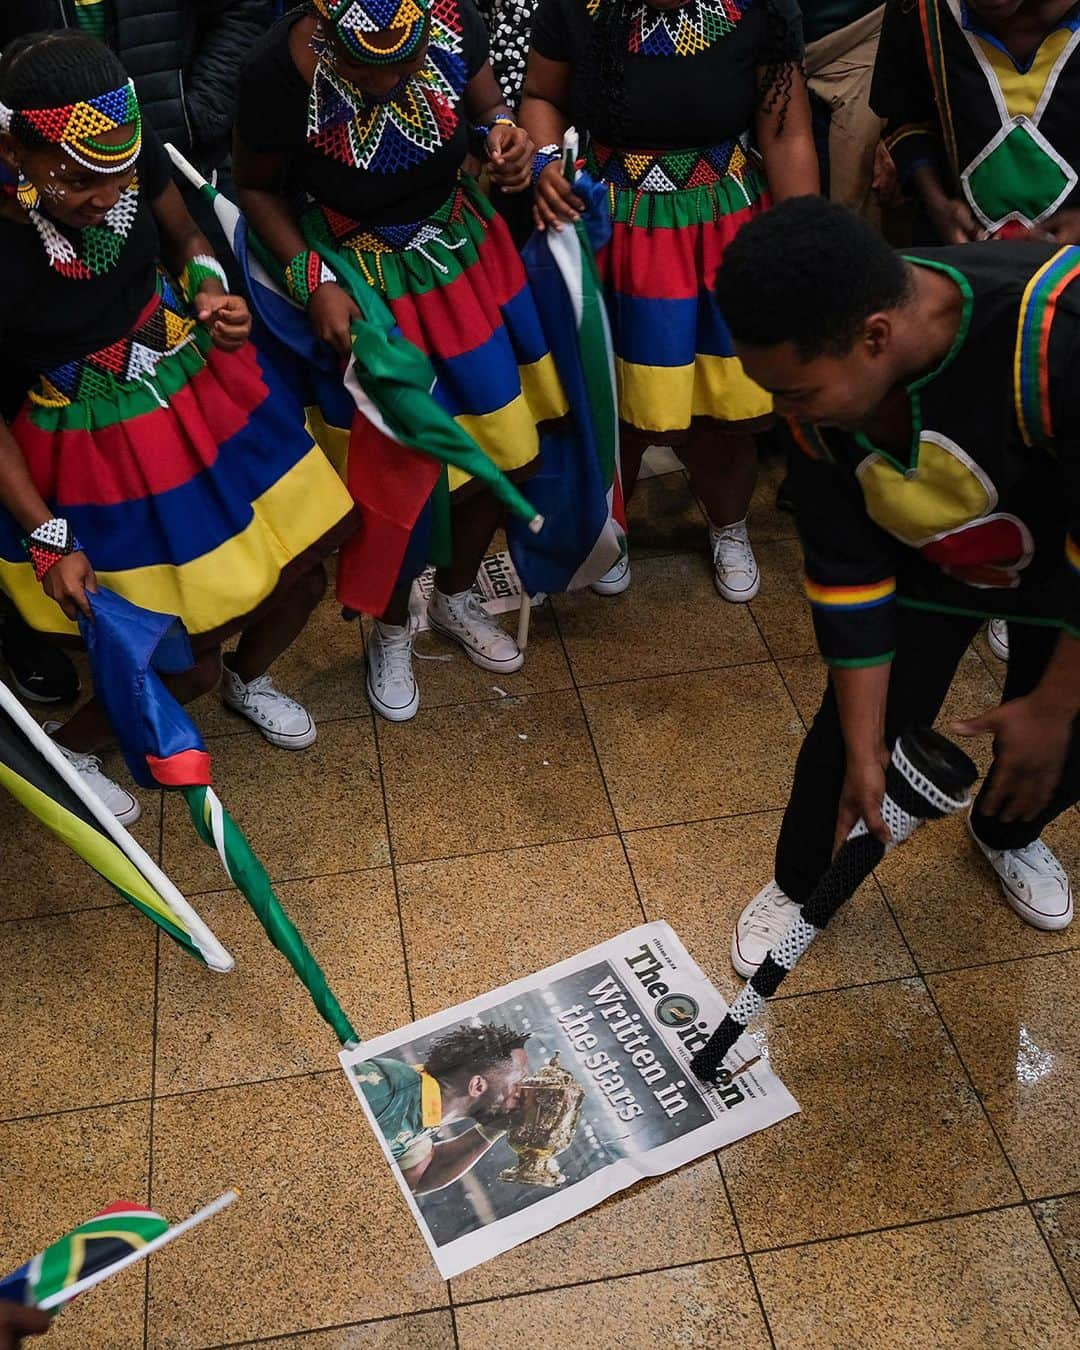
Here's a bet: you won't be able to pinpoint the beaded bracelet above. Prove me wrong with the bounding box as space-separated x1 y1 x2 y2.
22 518 83 583
179 254 228 305
532 144 561 182
284 250 337 307
474 113 517 140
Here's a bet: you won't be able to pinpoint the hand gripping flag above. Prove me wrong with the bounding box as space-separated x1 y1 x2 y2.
0 1192 237 1315
81 588 358 1046
511 147 626 596
164 145 543 620
0 675 232 971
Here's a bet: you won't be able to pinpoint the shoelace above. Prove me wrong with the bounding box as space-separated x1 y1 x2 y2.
377 626 415 683
240 674 299 712
746 891 797 942
65 748 104 775
712 527 754 574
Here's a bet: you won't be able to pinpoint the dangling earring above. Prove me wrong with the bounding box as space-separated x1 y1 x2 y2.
15 167 39 213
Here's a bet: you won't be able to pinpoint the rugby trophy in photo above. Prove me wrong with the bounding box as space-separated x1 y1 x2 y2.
499 1053 585 1188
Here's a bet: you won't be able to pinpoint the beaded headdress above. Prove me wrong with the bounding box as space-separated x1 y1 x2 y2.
0 79 142 173
313 0 432 66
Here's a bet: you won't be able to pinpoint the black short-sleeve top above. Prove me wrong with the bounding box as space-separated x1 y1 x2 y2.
236 0 491 225
530 0 804 149
0 126 173 376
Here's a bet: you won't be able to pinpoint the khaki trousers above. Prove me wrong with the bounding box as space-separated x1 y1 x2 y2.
805 6 885 218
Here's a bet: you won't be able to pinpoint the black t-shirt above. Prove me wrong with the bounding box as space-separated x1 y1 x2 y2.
530 0 803 150
0 126 173 376
236 0 490 225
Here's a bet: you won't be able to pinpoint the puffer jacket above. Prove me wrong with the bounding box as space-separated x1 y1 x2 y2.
0 0 270 170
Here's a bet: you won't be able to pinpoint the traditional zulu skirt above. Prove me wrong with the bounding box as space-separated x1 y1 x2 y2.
299 175 568 611
589 139 774 439
0 273 357 644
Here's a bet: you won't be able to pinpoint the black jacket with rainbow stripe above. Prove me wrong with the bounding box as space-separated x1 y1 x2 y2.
788 241 1080 668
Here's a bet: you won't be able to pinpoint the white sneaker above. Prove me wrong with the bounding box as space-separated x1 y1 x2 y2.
43 721 141 827
590 554 631 596
366 618 420 722
731 879 801 977
428 588 524 673
221 665 316 750
709 517 760 602
969 817 1073 931
987 618 1010 662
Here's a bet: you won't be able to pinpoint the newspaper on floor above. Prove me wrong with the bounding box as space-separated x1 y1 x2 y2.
340 921 799 1277
409 550 546 633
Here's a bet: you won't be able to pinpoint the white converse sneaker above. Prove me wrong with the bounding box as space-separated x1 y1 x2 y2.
366 618 420 722
428 588 524 673
709 518 760 602
43 722 141 827
969 817 1073 931
220 665 316 750
732 879 801 977
987 618 1010 662
590 553 631 596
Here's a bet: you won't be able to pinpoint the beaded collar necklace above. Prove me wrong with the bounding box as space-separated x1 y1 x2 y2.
306 0 466 174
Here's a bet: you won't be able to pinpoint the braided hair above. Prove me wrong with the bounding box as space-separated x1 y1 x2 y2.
0 30 129 116
581 0 799 147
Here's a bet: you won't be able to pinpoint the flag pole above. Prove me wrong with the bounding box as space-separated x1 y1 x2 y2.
0 680 234 972
36 1190 240 1312
516 597 531 651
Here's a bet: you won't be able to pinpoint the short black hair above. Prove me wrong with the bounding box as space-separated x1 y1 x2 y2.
0 31 128 115
715 196 913 358
424 1023 531 1085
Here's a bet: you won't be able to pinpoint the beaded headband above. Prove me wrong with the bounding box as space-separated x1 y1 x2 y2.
313 0 431 66
0 79 142 174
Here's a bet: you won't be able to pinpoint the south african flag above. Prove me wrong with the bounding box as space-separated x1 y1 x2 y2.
0 1192 237 1315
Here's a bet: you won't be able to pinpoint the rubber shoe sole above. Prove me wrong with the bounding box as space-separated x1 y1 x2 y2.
968 818 1074 931
590 559 631 596
427 615 525 673
714 570 761 603
730 931 760 980
366 670 420 722
220 697 318 750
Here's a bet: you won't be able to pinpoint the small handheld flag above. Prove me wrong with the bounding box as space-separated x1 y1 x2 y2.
0 1191 238 1315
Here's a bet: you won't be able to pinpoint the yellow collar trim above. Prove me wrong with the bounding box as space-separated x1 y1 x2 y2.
415 1067 442 1127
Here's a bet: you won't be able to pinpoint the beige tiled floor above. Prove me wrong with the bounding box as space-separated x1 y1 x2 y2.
1 463 1077 1347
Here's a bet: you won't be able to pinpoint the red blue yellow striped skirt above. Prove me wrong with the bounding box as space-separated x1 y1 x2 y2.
302 177 568 495
0 275 357 643
589 140 774 439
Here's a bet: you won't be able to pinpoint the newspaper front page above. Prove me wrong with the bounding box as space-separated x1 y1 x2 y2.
341 922 799 1276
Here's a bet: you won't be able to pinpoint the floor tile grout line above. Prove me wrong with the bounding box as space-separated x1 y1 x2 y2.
738 1196 1056 1261
371 696 466 1332
198 1302 456 1348
1027 1197 1080 1318
714 1152 778 1350
198 1193 1079 1347
873 876 1037 1216
547 601 649 925
143 820 164 1350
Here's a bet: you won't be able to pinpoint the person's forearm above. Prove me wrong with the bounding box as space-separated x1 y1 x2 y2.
412 1127 502 1194
1031 632 1080 719
236 187 308 268
518 93 569 151
832 662 891 764
0 422 54 534
764 137 820 202
910 162 949 212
